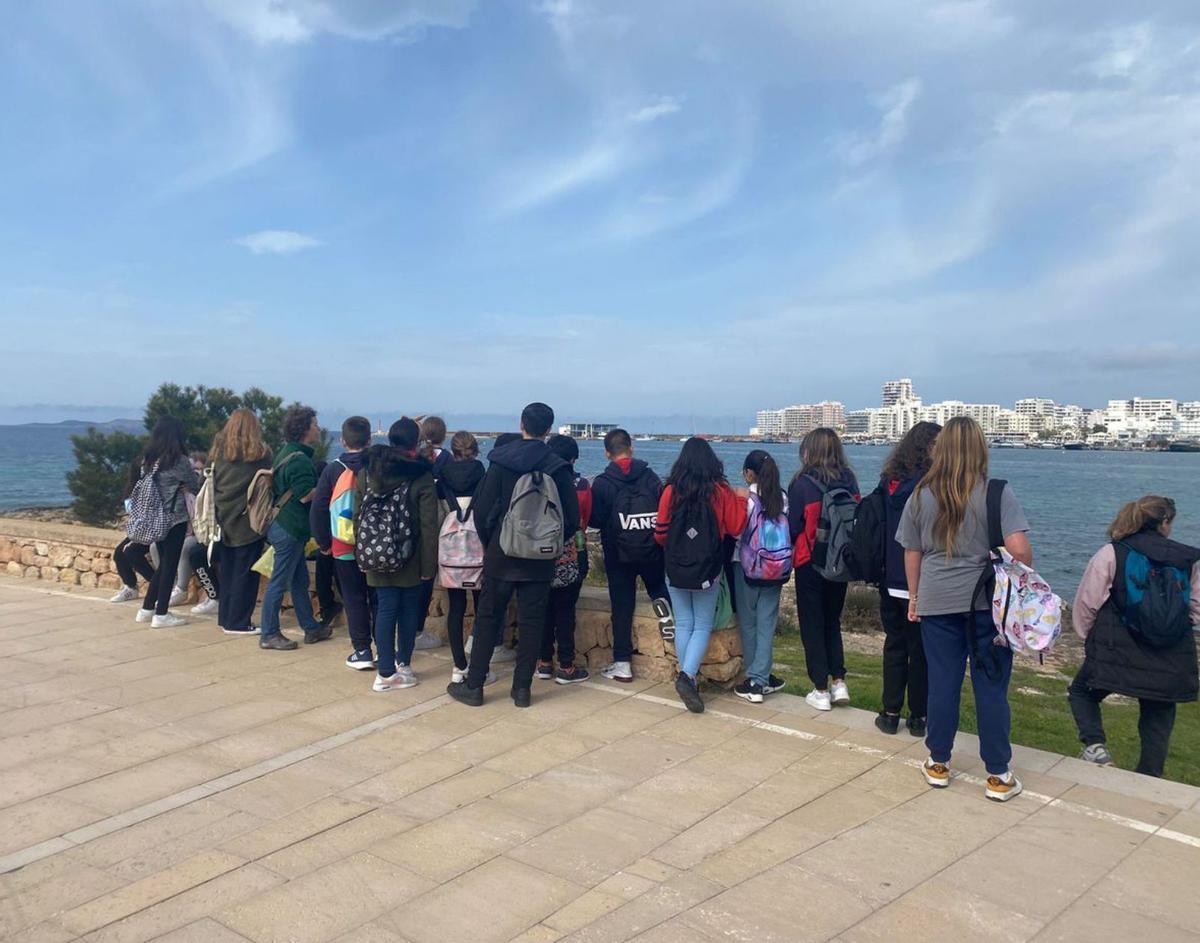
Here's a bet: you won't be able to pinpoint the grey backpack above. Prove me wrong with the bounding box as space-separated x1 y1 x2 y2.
805 474 859 582
499 469 564 560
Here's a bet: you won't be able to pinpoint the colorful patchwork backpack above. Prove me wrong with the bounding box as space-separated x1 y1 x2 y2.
328 461 357 560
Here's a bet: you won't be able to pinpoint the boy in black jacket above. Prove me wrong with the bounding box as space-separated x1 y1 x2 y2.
310 416 376 670
447 403 580 708
589 428 673 682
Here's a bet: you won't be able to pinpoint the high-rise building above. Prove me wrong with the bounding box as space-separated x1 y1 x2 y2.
882 379 915 406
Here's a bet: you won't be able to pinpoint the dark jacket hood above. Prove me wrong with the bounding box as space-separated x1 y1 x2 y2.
488 439 567 476
365 445 431 490
439 458 486 497
333 450 369 473
1119 531 1200 570
602 458 650 484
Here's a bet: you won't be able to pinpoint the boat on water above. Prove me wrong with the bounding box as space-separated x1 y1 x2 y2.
634 435 655 442
1063 442 1088 451
1167 441 1200 453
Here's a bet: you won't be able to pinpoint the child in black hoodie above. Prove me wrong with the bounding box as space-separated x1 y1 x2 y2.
310 417 376 670
438 430 487 683
446 403 580 708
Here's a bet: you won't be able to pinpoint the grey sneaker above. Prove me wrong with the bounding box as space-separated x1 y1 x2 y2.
413 631 442 650
1081 743 1115 766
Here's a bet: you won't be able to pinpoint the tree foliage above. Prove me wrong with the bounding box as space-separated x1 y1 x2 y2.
68 383 328 526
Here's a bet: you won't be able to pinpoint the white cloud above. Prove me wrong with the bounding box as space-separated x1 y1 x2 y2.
629 96 681 123
236 230 322 254
837 78 922 167
203 0 476 45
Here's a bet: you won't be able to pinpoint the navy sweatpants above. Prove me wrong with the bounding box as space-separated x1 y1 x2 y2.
921 610 1013 775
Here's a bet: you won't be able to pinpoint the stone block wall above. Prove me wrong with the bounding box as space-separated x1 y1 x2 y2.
0 517 746 687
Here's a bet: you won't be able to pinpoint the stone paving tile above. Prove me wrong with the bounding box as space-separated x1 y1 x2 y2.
256 809 421 880
840 878 1045 943
1010 802 1148 866
0 857 125 937
560 872 724 943
1089 835 1200 933
1031 895 1200 942
487 764 629 827
399 857 585 943
652 804 773 870
56 750 236 815
509 806 679 887
212 768 339 820
481 731 604 780
151 917 255 941
219 853 434 943
0 794 107 856
219 796 373 861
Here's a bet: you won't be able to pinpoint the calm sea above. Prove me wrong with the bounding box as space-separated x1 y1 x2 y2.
2 425 1197 594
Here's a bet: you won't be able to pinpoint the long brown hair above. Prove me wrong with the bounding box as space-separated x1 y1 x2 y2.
915 416 988 556
211 408 270 464
881 421 942 482
450 430 479 460
1108 495 1176 540
794 427 851 485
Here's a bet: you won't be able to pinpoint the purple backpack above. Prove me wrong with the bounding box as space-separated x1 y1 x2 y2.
738 492 793 584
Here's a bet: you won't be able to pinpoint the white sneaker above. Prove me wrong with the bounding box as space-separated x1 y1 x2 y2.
985 771 1023 802
413 632 442 650
151 613 187 629
109 585 139 603
830 679 851 705
168 587 188 607
395 664 419 687
491 645 516 664
374 670 417 692
451 668 497 685
601 661 633 683
805 689 832 711
135 608 155 624
190 598 218 616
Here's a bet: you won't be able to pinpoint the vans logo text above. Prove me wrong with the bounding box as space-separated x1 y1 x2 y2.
619 512 657 531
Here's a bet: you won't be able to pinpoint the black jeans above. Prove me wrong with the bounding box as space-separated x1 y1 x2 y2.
1068 670 1177 777
467 576 550 692
418 578 436 635
879 591 927 717
216 540 264 630
114 538 155 589
541 581 583 667
446 587 481 671
794 564 848 690
333 558 375 653
314 551 337 618
143 522 187 616
605 553 668 662
187 542 220 600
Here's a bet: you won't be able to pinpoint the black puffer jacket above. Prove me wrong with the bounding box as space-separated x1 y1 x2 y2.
1082 531 1199 703
438 458 486 506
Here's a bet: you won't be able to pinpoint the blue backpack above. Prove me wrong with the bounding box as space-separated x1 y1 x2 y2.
1116 541 1193 648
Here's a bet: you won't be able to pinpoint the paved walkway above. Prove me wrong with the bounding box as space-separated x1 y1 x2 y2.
1 577 1199 943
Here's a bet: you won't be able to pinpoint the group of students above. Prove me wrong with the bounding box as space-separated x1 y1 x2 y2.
113 404 1200 795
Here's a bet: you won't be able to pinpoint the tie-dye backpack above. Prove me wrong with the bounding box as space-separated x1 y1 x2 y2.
738 491 793 584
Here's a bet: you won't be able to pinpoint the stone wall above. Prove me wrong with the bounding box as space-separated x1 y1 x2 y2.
0 517 744 687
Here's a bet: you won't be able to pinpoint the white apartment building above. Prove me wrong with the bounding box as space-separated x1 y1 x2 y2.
755 409 785 436
882 379 915 407
753 402 846 437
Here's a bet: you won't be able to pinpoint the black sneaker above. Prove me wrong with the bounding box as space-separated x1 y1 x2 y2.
652 597 675 641
674 673 705 714
764 674 787 694
874 712 900 735
345 649 375 670
907 715 927 737
223 624 258 637
734 679 764 704
555 664 590 685
319 603 343 629
304 625 334 645
512 688 532 708
446 680 483 707
534 661 555 680
260 633 298 651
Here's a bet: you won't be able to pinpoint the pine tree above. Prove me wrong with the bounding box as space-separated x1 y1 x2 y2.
66 429 146 525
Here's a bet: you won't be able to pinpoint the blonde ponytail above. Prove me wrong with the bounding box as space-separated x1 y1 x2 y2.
1107 495 1176 540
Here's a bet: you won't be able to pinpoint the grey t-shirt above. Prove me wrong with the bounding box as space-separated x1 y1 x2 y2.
896 480 1029 616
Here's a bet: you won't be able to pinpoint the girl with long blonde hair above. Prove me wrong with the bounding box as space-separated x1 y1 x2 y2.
211 409 273 635
896 416 1033 802
1069 495 1200 777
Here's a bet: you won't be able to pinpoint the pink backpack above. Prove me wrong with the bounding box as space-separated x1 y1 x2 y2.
438 497 484 590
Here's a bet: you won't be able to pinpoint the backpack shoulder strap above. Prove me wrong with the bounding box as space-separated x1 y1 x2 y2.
803 473 828 495
985 479 1007 551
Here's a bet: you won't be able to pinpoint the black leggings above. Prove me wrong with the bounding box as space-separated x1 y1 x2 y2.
114 539 155 589
143 522 187 616
446 587 481 671
542 581 583 667
187 542 219 600
794 564 848 690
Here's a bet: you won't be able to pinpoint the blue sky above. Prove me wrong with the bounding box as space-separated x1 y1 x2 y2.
2 0 1198 428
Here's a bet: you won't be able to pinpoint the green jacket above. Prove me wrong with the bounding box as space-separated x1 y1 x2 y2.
353 448 438 588
272 443 318 543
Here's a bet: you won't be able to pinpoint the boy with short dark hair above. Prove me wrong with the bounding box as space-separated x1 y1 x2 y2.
311 416 377 670
589 427 673 682
446 402 580 708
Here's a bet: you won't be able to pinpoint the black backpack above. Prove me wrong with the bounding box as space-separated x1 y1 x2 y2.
611 473 661 564
850 486 887 586
664 495 722 590
355 480 417 574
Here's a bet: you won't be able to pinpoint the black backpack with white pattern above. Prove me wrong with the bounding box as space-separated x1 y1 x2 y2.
355 480 416 574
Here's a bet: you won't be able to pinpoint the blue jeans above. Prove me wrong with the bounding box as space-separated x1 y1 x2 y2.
375 584 423 678
921 610 1014 775
667 578 721 678
733 565 782 686
260 522 318 639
